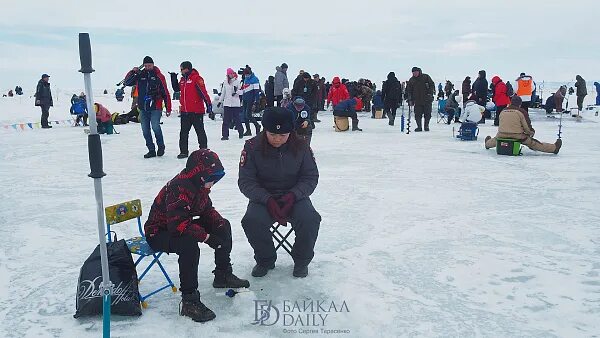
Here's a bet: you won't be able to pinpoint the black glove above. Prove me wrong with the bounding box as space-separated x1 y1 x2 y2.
204 235 223 249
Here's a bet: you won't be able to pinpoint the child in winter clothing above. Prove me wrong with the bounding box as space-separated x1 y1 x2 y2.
371 90 384 118
145 149 250 322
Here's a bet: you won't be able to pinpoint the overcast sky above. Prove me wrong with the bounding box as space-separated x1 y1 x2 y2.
0 0 598 93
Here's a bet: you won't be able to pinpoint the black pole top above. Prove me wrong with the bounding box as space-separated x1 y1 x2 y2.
78 33 95 74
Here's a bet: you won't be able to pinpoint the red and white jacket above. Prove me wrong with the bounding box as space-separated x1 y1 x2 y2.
179 69 211 113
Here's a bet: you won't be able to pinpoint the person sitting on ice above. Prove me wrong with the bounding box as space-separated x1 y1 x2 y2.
545 86 567 114
93 103 114 134
484 96 562 154
333 95 363 131
286 96 314 145
444 90 461 124
459 99 485 124
70 93 88 126
145 149 250 322
371 90 384 118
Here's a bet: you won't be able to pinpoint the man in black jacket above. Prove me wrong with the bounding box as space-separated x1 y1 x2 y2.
381 72 402 126
406 67 435 131
238 107 320 278
472 70 488 110
35 74 53 128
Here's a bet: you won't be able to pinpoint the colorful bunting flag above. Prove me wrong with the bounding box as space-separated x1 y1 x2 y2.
27 123 33 129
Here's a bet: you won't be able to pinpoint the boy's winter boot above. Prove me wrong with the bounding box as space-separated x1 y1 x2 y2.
157 145 165 157
144 150 156 158
179 290 216 323
212 269 250 288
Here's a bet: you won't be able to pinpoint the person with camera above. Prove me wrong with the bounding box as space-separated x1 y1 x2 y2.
240 65 262 136
176 61 212 159
123 56 172 158
238 107 321 278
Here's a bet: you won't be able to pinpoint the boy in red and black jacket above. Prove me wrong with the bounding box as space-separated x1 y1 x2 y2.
145 149 249 323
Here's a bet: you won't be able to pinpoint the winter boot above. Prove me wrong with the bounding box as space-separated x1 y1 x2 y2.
484 136 492 149
212 269 250 288
293 264 309 278
144 150 156 158
221 136 229 141
157 145 165 157
251 263 275 277
414 119 422 132
553 139 562 154
238 131 244 139
177 152 188 159
351 120 363 132
41 125 52 129
243 123 252 136
179 291 216 323
424 117 430 131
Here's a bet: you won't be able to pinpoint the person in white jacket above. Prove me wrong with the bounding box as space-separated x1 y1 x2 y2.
460 100 486 123
217 68 244 140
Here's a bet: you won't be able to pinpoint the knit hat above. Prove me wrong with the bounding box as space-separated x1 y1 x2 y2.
510 95 522 106
411 67 420 72
226 68 237 77
261 107 294 134
143 56 154 64
281 63 288 69
184 149 225 187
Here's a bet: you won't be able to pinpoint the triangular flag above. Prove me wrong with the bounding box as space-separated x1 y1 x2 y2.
12 124 17 130
35 122 41 128
3 125 8 129
19 124 25 130
27 123 33 129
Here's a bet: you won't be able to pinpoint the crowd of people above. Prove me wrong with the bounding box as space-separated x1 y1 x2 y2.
27 55 600 323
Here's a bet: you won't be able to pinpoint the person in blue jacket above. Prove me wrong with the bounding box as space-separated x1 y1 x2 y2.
371 90 384 118
333 96 363 131
241 65 262 136
594 82 600 106
286 97 313 145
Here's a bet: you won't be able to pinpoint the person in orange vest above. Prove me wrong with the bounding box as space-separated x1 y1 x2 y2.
515 73 534 112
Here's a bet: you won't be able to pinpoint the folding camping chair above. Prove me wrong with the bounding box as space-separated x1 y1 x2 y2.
436 99 449 123
270 223 293 255
105 199 177 308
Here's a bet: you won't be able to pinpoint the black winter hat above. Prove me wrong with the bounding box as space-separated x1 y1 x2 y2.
281 63 288 69
510 95 522 106
411 67 420 72
143 56 154 64
261 107 294 134
303 72 311 79
180 61 193 70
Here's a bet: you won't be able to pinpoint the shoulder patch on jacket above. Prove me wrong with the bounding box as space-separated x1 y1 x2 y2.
239 150 247 167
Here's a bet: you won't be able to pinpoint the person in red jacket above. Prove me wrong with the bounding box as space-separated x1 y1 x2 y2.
326 76 350 108
491 76 511 126
145 149 249 322
177 61 212 159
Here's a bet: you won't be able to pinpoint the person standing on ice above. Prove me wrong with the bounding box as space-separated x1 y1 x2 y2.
484 96 562 154
381 72 402 125
491 76 511 126
123 56 172 158
594 82 600 106
34 74 53 129
326 76 350 109
145 149 250 323
176 61 212 159
406 66 435 132
472 70 488 113
574 75 587 116
217 68 244 140
274 63 289 106
515 72 534 112
240 65 262 136
461 76 472 107
238 107 321 278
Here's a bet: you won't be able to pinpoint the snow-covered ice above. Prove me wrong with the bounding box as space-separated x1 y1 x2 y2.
1 93 599 337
